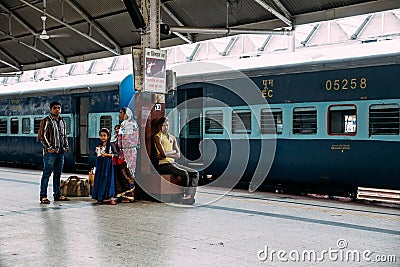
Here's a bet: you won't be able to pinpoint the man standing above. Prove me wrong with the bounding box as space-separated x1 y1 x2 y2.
38 101 70 204
154 116 199 205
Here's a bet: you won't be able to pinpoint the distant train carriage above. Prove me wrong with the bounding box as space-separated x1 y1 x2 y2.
167 40 400 193
0 71 133 171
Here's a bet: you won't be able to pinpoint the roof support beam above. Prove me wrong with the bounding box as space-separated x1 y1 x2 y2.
0 29 64 65
186 43 200 61
64 0 121 53
253 0 292 28
393 10 400 21
19 0 120 56
301 23 320 46
109 57 118 71
0 2 65 62
257 34 272 51
169 26 291 35
171 31 193 44
19 41 64 65
270 0 292 21
220 36 238 56
0 47 21 70
0 58 20 71
161 3 193 44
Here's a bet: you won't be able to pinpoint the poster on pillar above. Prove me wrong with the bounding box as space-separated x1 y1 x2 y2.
144 48 167 93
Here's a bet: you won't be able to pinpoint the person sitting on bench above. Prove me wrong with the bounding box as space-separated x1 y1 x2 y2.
154 116 199 205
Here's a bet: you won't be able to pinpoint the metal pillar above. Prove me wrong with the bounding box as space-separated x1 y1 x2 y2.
135 0 163 182
141 0 161 50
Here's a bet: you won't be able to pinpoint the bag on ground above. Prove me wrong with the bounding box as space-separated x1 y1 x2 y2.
61 176 90 197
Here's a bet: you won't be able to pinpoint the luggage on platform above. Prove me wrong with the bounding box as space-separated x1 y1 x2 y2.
61 176 90 197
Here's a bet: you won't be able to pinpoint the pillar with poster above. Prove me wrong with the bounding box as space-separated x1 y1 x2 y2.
129 0 182 201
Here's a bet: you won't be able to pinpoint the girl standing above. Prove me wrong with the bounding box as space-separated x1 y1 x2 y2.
92 128 117 205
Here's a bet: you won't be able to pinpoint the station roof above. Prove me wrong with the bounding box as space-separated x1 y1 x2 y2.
1 0 400 75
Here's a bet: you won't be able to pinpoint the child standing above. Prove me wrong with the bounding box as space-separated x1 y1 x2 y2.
92 128 117 205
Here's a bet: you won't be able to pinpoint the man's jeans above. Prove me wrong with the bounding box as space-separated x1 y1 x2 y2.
40 153 64 198
157 163 199 197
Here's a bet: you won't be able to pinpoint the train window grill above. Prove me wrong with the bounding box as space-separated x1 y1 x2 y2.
22 118 31 134
100 116 112 132
205 111 223 134
369 104 400 135
293 107 317 134
232 110 251 134
0 118 7 134
10 118 18 134
328 105 357 135
260 108 283 134
63 117 71 135
34 118 42 134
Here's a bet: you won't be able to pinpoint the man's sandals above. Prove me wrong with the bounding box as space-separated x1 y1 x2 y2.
41 195 70 204
54 195 70 201
40 197 50 204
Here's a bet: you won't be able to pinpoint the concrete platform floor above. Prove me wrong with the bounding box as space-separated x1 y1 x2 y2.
0 167 399 266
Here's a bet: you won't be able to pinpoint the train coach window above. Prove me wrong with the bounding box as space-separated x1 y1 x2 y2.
205 111 223 134
10 118 18 134
22 118 31 134
100 116 112 132
63 117 72 134
328 105 357 135
261 108 283 134
34 118 42 134
293 107 317 134
232 110 252 134
0 118 7 134
369 104 400 135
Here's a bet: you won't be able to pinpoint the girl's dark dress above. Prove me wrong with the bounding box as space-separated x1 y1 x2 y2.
92 142 117 201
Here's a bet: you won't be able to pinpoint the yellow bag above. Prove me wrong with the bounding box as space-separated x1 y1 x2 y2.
88 170 95 188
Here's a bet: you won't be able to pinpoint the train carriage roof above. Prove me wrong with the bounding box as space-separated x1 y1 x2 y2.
0 70 130 98
1 0 399 74
171 38 400 83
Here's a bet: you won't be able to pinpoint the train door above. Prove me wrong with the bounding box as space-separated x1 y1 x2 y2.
178 88 204 168
76 96 89 166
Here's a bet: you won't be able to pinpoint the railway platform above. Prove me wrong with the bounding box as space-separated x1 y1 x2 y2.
0 167 399 266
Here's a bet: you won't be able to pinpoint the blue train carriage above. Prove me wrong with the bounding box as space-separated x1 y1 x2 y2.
0 71 130 171
168 39 400 193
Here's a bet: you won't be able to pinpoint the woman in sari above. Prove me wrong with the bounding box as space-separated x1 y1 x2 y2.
114 107 139 202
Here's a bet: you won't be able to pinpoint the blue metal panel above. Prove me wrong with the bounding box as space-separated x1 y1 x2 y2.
180 64 400 106
0 96 73 116
203 138 400 190
250 64 400 104
0 136 75 170
89 90 120 113
119 74 135 113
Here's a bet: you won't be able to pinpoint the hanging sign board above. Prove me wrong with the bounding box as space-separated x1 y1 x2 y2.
144 48 167 93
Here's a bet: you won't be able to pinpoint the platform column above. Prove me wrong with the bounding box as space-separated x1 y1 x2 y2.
135 0 163 175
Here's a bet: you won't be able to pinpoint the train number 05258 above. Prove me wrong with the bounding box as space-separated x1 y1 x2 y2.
325 78 367 91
